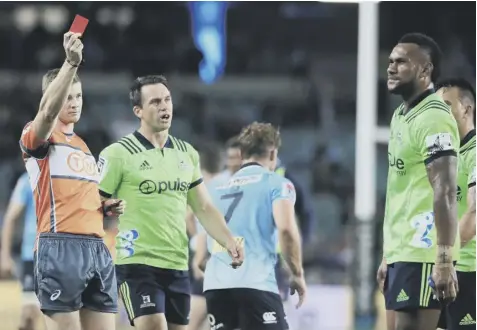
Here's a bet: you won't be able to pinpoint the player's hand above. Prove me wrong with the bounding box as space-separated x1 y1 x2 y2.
0 254 14 278
226 237 244 269
290 274 307 309
376 259 387 294
429 262 459 304
103 199 126 217
63 32 83 66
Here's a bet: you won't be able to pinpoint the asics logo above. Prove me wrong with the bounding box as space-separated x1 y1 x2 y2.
50 289 61 301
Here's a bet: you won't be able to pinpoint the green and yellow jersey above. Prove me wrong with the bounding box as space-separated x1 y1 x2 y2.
98 131 202 271
384 91 460 264
456 129 476 272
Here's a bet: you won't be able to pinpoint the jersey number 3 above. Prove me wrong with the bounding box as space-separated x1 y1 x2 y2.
220 191 243 223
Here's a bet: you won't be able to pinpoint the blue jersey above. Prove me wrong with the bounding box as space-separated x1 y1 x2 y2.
9 173 36 261
203 163 296 293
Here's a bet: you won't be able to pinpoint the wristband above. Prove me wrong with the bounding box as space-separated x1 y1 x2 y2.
65 58 79 68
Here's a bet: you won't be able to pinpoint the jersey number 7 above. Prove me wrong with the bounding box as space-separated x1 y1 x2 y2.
220 191 243 223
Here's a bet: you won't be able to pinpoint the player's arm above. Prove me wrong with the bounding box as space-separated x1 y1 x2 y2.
28 33 82 149
0 178 27 275
418 111 459 262
460 164 476 247
188 182 235 249
271 179 303 277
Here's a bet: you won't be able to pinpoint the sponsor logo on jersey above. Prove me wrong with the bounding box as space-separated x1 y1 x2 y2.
139 179 189 195
388 153 406 176
457 185 462 202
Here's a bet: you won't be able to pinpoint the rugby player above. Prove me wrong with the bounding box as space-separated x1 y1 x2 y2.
436 78 476 330
97 75 244 330
19 32 123 330
203 122 306 330
188 141 225 330
1 173 43 330
377 33 460 330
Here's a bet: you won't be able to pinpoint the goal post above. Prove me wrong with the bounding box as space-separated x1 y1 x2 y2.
353 1 391 327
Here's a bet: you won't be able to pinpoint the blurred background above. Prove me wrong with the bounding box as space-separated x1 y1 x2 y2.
0 1 474 329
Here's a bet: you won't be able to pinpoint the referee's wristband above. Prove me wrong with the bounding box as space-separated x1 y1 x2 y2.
65 58 80 68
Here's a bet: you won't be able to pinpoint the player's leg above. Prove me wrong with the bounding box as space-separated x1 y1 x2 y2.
34 234 94 330
116 264 168 330
204 289 239 330
436 306 447 330
79 239 118 330
164 270 191 330
445 271 476 330
189 295 208 330
386 311 396 330
236 288 289 330
19 261 44 330
384 262 441 330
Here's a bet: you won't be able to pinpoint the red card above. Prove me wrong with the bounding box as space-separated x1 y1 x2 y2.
69 15 89 35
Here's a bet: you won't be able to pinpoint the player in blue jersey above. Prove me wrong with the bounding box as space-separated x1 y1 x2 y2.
1 173 44 330
188 141 225 330
203 122 307 330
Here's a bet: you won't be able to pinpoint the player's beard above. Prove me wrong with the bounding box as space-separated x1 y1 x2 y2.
388 79 416 98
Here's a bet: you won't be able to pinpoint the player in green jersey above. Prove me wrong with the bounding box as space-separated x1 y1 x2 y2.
376 33 460 330
97 75 244 330
436 79 476 330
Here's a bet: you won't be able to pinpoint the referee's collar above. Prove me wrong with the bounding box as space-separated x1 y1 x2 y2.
133 131 174 150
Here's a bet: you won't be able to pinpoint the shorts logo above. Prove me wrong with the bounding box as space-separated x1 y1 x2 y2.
50 290 61 301
263 312 277 324
140 295 155 308
208 314 224 330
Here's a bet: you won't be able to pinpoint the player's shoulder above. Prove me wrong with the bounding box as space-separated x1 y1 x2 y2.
16 172 30 189
407 93 452 123
101 134 139 158
169 135 196 154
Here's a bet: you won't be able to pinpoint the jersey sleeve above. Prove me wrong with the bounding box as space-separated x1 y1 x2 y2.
189 147 203 189
412 109 459 165
10 174 30 206
270 174 296 205
19 122 50 159
98 145 124 198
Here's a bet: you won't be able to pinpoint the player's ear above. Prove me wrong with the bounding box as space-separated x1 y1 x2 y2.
133 106 142 119
421 62 433 79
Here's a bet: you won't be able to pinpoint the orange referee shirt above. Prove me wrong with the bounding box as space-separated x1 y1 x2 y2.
20 122 104 240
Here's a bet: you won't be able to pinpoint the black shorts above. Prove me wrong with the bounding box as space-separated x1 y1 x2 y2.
384 262 440 311
22 260 35 292
34 233 118 314
204 288 289 330
437 271 476 330
116 264 191 326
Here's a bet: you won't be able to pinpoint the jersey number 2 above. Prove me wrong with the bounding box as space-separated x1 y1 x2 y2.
220 192 243 223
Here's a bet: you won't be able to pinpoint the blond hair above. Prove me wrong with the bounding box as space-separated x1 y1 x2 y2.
237 122 281 158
